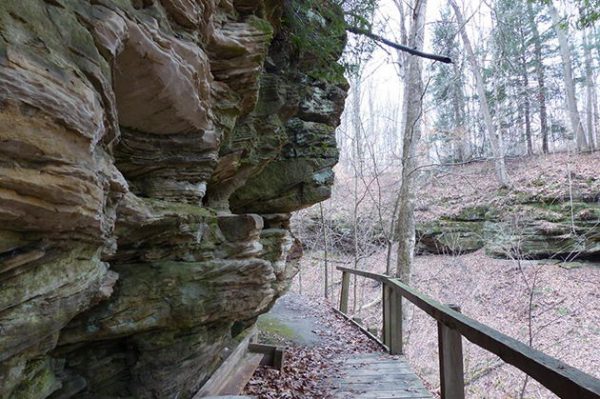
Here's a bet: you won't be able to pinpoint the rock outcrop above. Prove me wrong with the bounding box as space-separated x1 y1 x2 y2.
0 1 347 397
417 191 600 260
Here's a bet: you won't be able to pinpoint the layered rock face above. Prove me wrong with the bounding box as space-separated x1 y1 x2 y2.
417 197 600 260
0 1 346 397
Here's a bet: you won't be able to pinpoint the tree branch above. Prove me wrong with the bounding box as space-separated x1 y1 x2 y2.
346 26 453 64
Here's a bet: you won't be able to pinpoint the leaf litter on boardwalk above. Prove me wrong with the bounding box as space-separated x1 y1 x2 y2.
244 295 381 399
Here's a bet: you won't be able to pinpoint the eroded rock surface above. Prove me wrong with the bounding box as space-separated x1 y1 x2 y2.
0 1 347 397
417 200 600 260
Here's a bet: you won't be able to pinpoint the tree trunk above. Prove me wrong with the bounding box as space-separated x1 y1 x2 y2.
594 25 600 149
450 0 510 186
394 0 427 282
319 202 329 299
583 27 596 151
549 5 588 152
350 76 363 313
516 21 533 156
452 60 467 162
522 58 533 155
594 81 599 150
386 193 400 276
526 3 549 154
392 0 409 79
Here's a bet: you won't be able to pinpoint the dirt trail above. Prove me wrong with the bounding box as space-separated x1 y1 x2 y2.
256 294 322 346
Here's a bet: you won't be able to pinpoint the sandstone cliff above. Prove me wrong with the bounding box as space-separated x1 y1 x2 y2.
0 1 347 397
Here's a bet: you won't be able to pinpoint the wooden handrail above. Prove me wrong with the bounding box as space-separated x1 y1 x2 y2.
337 266 389 282
336 266 600 399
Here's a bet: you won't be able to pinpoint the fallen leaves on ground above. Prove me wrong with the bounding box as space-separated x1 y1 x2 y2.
244 296 381 399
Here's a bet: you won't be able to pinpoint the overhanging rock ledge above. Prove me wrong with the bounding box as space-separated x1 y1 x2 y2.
0 0 347 397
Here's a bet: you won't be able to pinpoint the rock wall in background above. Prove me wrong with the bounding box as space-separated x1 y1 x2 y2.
417 195 600 260
0 0 347 397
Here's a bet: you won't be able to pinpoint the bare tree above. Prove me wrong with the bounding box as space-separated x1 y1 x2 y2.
319 202 330 299
549 4 589 152
350 74 364 312
582 26 597 151
394 0 428 282
526 2 550 154
450 0 510 187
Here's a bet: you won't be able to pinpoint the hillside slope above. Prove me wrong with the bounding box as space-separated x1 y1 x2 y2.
416 153 600 260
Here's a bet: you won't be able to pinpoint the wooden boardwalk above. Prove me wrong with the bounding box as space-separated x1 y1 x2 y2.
329 353 433 399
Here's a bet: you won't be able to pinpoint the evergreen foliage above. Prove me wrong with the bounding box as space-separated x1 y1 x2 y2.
429 7 467 162
282 0 378 82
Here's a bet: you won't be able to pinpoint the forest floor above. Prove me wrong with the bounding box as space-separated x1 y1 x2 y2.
314 152 600 226
414 151 600 222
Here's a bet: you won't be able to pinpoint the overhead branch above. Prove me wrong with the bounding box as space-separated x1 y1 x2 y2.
346 26 453 64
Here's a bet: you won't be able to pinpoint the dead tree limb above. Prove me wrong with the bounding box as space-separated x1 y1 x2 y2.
346 26 453 63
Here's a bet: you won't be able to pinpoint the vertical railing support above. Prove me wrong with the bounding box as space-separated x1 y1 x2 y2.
340 271 350 314
438 304 465 399
382 283 390 346
383 284 403 354
388 287 403 355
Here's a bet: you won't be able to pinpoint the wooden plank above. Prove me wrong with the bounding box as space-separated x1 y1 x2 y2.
336 266 600 399
336 383 430 392
337 353 403 361
389 288 403 355
337 266 388 282
338 368 415 377
438 304 465 399
273 346 284 371
340 271 350 313
383 284 391 347
333 385 432 399
340 367 415 375
340 360 409 365
342 368 415 375
339 358 411 365
332 308 388 350
385 278 600 399
332 350 432 399
341 391 432 399
339 365 415 371
194 328 256 397
340 362 414 370
331 374 423 384
248 343 285 371
219 353 264 395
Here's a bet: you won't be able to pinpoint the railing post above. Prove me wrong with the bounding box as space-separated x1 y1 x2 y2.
339 271 350 314
388 287 403 355
382 283 390 346
438 304 465 399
